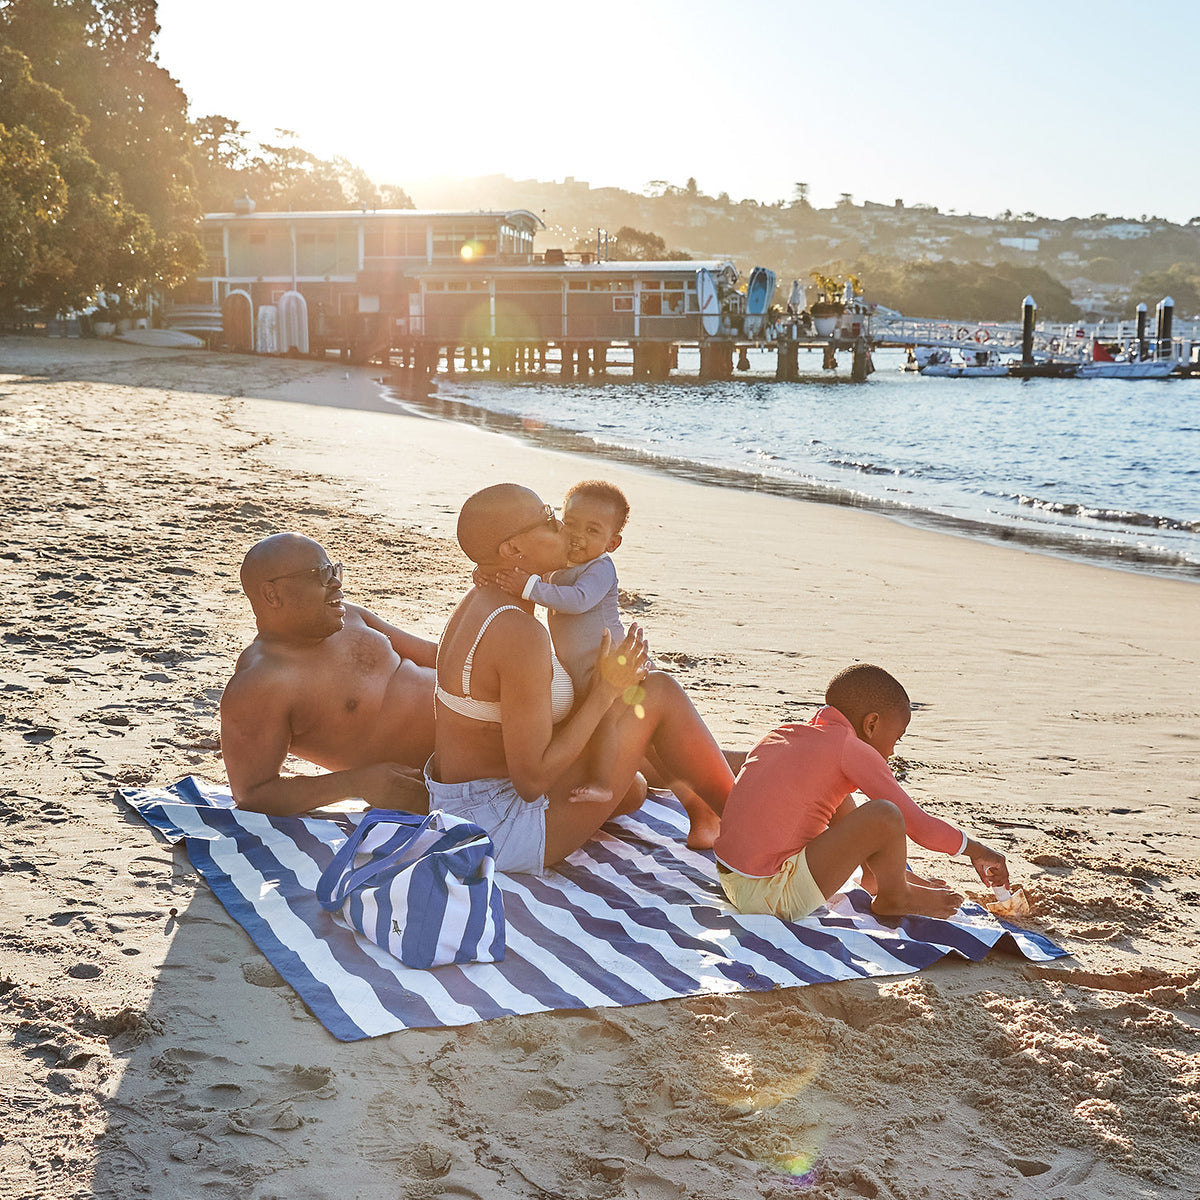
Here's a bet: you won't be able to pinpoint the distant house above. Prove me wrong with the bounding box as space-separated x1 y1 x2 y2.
168 204 738 360
168 205 544 355
998 236 1040 253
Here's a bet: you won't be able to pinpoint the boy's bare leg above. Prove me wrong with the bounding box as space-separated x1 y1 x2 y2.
804 799 963 919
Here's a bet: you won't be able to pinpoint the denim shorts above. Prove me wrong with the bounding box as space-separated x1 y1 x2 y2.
423 760 549 876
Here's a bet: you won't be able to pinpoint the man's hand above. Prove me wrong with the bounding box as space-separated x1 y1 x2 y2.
354 762 429 811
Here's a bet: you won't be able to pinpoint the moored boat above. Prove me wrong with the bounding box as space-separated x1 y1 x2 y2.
1075 359 1175 379
919 348 1008 377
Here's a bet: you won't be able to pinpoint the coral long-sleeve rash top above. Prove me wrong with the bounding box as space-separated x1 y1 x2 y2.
713 706 966 878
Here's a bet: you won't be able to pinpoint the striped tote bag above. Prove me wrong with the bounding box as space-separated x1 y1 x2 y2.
316 809 505 968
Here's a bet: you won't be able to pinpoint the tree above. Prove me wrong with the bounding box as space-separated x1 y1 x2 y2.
822 254 1079 322
0 0 202 307
610 226 691 262
1124 264 1200 319
792 182 810 207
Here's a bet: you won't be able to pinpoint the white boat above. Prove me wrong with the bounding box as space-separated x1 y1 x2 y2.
1075 358 1175 379
1074 339 1175 379
919 348 1008 377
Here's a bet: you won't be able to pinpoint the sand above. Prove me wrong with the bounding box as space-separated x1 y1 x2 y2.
1 335 1197 1200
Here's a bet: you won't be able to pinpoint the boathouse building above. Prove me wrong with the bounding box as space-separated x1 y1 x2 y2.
168 204 740 371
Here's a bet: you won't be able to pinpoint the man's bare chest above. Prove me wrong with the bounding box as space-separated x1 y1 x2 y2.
290 627 398 732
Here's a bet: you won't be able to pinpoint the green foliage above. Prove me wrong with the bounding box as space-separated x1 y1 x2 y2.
0 0 203 312
1085 256 1126 284
820 256 1079 322
1124 264 1200 319
188 118 414 213
611 226 691 261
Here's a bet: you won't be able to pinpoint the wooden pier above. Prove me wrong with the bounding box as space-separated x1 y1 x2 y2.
167 204 1196 383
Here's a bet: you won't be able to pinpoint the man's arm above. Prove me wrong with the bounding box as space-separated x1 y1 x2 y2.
219 672 425 815
355 604 438 669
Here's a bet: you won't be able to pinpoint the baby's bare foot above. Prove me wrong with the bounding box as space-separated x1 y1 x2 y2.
568 783 614 805
871 882 963 920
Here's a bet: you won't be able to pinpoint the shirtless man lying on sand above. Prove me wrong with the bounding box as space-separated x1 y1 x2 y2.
220 533 435 815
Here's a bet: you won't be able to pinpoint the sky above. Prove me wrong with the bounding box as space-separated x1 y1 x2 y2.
155 0 1200 223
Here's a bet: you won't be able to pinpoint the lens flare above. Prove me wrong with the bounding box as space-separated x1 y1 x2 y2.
776 1148 820 1185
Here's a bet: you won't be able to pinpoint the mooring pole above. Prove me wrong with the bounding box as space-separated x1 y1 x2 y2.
1157 296 1175 361
1021 295 1036 365
1136 302 1148 362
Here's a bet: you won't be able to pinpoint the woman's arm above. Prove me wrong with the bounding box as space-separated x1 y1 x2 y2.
497 620 646 800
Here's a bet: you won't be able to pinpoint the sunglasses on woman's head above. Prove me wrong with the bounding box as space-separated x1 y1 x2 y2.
499 505 559 548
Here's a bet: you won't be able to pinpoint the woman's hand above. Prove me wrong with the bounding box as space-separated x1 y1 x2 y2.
594 625 650 705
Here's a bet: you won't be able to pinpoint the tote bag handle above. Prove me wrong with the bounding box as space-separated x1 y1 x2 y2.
316 809 439 912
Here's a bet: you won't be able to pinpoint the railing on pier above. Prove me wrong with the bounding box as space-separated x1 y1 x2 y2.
869 313 1197 362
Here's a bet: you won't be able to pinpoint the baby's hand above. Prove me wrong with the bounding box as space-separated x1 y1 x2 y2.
493 567 532 597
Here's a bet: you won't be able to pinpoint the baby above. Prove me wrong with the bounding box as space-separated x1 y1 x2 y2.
492 479 627 693
713 663 1009 921
491 480 722 848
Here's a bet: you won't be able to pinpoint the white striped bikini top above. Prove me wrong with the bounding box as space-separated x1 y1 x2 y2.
435 605 575 725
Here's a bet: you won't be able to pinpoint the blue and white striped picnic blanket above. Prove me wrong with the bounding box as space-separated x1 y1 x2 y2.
119 777 1065 1040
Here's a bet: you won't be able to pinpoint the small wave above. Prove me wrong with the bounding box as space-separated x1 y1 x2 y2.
1015 494 1200 533
829 457 902 477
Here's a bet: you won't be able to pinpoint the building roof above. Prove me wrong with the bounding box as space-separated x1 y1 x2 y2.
202 208 546 228
410 259 735 277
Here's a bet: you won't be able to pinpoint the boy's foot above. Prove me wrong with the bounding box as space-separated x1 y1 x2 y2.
683 800 721 851
567 783 615 805
871 881 963 920
905 869 948 889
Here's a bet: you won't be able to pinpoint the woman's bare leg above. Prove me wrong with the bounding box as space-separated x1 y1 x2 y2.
592 672 733 841
644 747 722 850
542 674 732 865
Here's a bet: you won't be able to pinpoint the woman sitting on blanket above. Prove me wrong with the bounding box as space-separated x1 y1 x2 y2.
426 483 733 873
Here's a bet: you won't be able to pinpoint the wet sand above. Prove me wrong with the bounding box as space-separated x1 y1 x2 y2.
1 336 1197 1199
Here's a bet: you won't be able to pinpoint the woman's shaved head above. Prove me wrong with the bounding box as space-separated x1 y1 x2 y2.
457 483 544 564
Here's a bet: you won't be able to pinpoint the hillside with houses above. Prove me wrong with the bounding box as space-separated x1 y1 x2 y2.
411 174 1200 323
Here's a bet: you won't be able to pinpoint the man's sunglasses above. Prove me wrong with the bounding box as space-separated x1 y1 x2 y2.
267 561 343 587
498 505 559 550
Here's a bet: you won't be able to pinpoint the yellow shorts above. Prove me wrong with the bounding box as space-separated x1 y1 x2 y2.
717 847 827 921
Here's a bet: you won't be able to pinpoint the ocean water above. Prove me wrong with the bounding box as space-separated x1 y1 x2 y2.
387 348 1200 580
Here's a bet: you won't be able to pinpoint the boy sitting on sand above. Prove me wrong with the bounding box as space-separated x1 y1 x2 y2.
712 664 1009 920
487 479 723 848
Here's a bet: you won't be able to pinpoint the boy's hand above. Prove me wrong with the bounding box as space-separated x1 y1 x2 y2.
964 839 1009 889
493 567 532 597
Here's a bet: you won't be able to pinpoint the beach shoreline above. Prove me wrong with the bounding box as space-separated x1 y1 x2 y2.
1 336 1197 1199
395 353 1200 584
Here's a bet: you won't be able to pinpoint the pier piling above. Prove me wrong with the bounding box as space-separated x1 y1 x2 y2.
1157 297 1174 360
1021 295 1036 364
